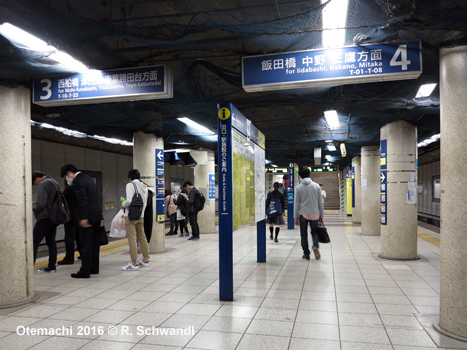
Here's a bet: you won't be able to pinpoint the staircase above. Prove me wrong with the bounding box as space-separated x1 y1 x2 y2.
308 172 340 210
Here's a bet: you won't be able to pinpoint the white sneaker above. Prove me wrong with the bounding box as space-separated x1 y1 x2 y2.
146 256 151 262
137 253 143 261
138 260 150 268
121 263 139 271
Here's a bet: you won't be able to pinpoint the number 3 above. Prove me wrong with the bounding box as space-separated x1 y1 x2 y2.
40 79 52 100
390 45 411 71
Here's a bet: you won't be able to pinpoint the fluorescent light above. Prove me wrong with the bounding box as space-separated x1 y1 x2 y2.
178 117 215 135
340 143 347 157
271 164 278 167
325 139 333 143
0 22 89 73
327 145 337 151
321 0 349 48
417 134 440 148
415 83 437 98
324 110 340 129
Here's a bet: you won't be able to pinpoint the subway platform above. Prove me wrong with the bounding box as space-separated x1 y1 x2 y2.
0 213 461 350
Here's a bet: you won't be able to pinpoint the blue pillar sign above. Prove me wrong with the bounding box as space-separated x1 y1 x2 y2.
155 149 165 223
287 162 294 229
380 140 388 225
352 166 355 209
208 174 216 199
218 103 234 301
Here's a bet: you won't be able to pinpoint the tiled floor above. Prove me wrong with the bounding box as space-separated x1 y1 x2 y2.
0 214 460 349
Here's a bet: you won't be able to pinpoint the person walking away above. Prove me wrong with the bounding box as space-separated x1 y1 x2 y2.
294 166 324 261
183 180 200 240
58 183 80 264
174 187 189 236
266 182 286 242
32 171 60 272
60 164 103 278
121 169 150 271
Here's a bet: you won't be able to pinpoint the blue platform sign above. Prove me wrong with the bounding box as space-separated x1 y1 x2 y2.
155 149 165 223
33 65 173 106
208 173 216 200
287 162 294 229
243 41 422 92
380 140 388 225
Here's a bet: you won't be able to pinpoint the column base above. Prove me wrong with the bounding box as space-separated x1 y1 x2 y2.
0 293 39 309
377 253 420 260
434 320 467 343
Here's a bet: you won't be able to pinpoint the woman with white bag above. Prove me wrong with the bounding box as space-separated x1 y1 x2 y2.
174 187 190 237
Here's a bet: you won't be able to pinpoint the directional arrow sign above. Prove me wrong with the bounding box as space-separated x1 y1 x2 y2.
157 150 163 161
380 172 386 183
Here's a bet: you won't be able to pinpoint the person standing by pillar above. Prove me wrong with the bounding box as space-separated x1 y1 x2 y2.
266 182 286 242
60 164 103 278
294 166 324 261
183 180 200 241
32 171 60 272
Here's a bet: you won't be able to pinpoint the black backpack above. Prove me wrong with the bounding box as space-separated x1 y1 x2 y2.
128 182 144 220
45 180 70 225
266 197 282 218
194 191 206 212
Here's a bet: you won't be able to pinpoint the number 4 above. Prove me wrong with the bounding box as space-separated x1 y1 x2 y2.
390 45 411 71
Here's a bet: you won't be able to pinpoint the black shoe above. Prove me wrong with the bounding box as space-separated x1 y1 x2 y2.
193 237 200 241
302 255 310 260
57 260 74 265
274 238 278 242
188 237 194 240
43 267 56 272
71 272 90 278
270 234 273 240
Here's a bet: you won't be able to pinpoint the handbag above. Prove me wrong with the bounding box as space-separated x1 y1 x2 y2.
109 209 127 238
317 220 330 244
99 224 109 246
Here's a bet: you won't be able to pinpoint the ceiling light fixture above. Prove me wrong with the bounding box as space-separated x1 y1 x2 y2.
340 143 347 157
177 117 215 135
327 144 336 151
417 134 440 148
321 0 349 48
0 22 89 73
324 110 340 129
415 83 437 98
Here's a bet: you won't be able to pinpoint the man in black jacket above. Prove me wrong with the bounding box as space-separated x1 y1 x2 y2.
182 180 200 241
60 164 103 278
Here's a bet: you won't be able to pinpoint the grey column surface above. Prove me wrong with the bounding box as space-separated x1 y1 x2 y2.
379 120 418 260
360 146 381 236
351 156 361 224
435 45 467 341
133 132 165 253
195 150 216 234
0 86 35 307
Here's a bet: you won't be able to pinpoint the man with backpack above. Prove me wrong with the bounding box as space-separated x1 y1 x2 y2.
32 171 61 272
121 169 150 271
183 180 203 241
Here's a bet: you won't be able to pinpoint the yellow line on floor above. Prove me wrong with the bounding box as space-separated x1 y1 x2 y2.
417 230 440 248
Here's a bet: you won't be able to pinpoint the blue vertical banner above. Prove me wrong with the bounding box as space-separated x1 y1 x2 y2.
352 166 355 209
208 174 216 199
155 149 165 223
217 103 234 301
287 162 295 229
380 140 388 225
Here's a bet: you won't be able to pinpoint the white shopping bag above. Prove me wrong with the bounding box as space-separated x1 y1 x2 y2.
109 209 127 238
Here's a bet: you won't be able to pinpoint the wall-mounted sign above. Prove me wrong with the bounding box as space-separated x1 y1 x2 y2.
33 65 173 106
208 173 216 200
155 149 165 223
380 140 388 225
243 41 422 92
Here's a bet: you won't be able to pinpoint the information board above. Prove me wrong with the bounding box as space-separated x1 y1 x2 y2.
155 149 165 223
380 140 388 225
208 174 216 200
33 65 173 106
243 41 422 92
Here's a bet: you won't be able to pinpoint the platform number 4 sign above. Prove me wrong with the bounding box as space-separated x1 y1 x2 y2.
390 45 411 71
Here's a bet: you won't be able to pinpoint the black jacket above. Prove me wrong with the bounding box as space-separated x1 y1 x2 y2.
187 186 200 214
72 173 103 225
63 184 78 224
266 190 286 214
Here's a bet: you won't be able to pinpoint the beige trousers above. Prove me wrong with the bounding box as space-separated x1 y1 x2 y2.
125 217 149 260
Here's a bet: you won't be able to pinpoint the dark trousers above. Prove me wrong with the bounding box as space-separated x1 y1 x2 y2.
178 219 187 234
188 212 199 238
63 221 80 261
33 218 58 269
169 213 178 233
299 215 319 256
77 222 101 275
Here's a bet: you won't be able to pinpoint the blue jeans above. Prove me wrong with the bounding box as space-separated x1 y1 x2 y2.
299 215 319 256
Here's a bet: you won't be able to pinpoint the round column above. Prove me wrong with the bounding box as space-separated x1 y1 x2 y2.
361 146 381 235
133 132 165 253
351 156 361 224
379 120 418 260
195 150 216 234
0 86 35 307
436 45 467 341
